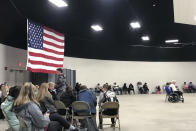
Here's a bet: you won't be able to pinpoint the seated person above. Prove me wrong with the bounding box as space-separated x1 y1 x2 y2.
77 85 98 130
155 86 161 94
122 83 128 94
13 82 50 131
36 83 79 131
99 84 119 129
169 80 183 97
188 82 196 93
128 83 135 94
143 83 149 94
137 82 143 94
1 86 21 131
60 86 76 108
60 86 76 115
48 82 57 100
165 82 171 95
77 85 97 115
182 82 189 93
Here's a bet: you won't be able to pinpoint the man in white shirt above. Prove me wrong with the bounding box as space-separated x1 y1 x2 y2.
169 80 183 97
169 80 178 92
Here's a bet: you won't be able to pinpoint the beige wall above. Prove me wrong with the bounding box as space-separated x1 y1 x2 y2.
1 43 196 91
174 0 196 26
63 57 196 91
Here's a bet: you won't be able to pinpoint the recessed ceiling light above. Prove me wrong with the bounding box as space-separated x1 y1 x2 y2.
165 39 179 43
49 0 68 7
130 22 141 29
141 36 150 41
91 25 103 32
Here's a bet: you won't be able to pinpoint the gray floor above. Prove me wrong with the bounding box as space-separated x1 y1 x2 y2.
1 94 196 131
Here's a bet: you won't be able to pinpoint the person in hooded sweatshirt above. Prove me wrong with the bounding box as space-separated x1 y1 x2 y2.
13 82 50 131
1 86 21 131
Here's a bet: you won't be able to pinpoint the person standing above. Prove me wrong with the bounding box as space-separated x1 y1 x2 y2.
55 68 66 100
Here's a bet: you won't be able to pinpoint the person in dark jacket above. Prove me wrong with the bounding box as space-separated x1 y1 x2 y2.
13 82 50 131
36 83 78 131
60 86 76 108
143 83 149 94
55 68 66 100
1 86 21 131
122 83 128 94
75 82 80 94
128 83 135 94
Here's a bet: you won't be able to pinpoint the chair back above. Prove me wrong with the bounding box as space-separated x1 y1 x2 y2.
72 101 91 116
101 102 119 110
54 100 66 109
54 100 67 115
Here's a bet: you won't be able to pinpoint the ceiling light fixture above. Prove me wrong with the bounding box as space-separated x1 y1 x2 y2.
91 25 103 32
141 36 150 41
165 39 179 43
49 0 68 7
130 22 141 29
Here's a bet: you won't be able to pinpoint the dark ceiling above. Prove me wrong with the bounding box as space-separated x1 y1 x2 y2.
1 0 196 61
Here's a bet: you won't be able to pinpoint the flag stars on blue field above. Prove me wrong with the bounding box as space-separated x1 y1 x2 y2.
28 20 43 50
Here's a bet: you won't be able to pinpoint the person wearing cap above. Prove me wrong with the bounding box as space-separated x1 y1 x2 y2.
55 68 66 100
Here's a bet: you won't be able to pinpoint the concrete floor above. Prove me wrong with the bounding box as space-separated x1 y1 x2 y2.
1 94 196 131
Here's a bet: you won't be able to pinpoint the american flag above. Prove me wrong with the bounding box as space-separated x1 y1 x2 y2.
26 20 64 74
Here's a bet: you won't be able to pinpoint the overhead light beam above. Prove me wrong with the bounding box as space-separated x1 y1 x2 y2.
49 0 68 7
141 36 150 41
130 22 141 29
165 39 179 43
91 25 103 32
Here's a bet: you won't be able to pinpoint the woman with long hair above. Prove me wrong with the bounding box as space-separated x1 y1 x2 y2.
1 84 9 101
37 83 78 131
13 82 50 131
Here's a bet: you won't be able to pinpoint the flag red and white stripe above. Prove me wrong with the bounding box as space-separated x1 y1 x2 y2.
27 20 64 74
